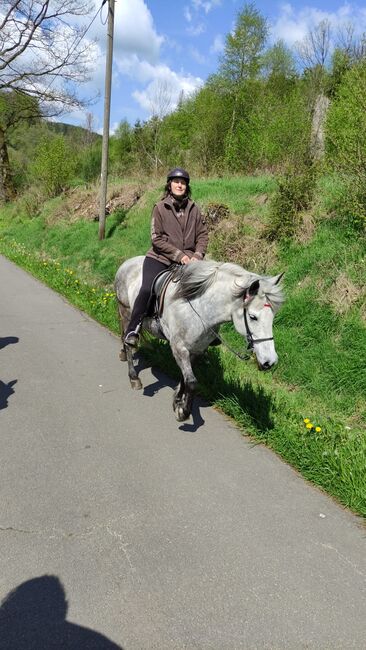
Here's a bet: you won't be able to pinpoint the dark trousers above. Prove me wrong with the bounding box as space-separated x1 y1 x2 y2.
126 257 168 334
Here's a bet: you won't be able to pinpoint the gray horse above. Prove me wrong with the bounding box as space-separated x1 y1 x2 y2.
115 256 284 421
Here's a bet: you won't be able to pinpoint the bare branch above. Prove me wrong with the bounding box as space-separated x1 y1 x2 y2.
296 19 332 69
0 0 96 111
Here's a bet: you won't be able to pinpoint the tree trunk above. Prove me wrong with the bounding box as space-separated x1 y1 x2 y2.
310 93 330 161
0 127 16 203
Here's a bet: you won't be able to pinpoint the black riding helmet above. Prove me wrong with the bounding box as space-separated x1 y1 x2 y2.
167 167 190 182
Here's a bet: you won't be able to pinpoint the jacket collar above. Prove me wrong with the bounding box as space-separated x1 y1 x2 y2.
163 194 193 211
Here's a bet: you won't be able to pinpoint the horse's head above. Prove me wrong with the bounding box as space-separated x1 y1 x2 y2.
232 273 284 370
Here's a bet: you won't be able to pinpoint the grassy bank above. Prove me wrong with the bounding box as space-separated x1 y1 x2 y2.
1 176 365 516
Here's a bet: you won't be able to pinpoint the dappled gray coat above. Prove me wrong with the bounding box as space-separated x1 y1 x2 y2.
147 195 208 266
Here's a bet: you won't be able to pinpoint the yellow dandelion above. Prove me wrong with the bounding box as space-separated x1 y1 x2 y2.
303 418 310 424
315 426 321 432
306 423 313 429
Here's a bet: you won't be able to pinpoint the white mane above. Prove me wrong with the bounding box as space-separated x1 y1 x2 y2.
173 259 284 310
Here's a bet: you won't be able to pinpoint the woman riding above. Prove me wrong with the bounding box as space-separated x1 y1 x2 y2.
124 167 209 347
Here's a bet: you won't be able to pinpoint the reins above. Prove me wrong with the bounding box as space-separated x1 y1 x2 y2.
185 297 253 361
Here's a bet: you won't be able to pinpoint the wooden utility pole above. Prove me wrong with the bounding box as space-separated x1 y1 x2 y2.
99 0 115 240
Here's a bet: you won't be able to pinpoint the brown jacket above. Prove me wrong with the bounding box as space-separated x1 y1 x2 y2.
146 195 208 266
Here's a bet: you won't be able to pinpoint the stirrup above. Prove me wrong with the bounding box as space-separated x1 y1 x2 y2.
124 331 139 347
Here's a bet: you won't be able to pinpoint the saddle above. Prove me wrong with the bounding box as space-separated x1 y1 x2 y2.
146 264 181 320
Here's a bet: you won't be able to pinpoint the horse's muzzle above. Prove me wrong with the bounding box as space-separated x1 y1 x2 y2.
257 358 275 371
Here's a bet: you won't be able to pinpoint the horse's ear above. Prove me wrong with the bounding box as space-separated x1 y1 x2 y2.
243 279 260 304
274 272 285 285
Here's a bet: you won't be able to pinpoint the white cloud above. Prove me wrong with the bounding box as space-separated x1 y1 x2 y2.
131 66 203 114
184 6 193 22
189 47 207 64
192 0 222 14
91 0 164 63
210 34 225 54
271 3 366 47
187 23 206 36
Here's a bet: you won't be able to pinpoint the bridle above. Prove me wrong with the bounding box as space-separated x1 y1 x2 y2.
185 293 274 361
243 301 274 350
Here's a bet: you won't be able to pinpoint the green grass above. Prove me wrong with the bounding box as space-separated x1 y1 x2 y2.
1 175 365 516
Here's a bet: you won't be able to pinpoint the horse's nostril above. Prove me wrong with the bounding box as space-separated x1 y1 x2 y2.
261 361 272 371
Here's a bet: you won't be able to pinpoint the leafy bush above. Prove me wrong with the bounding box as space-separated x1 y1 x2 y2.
325 61 366 230
77 141 102 183
31 135 76 196
264 164 317 240
15 186 47 218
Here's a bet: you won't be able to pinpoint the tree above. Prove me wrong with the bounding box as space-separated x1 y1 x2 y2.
110 120 134 174
0 0 95 201
217 3 268 168
0 90 40 201
297 19 332 70
31 133 76 196
325 60 366 229
147 79 173 173
263 41 297 84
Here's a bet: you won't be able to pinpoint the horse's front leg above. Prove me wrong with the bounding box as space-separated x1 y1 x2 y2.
117 299 142 389
117 300 129 362
171 344 197 422
125 343 142 390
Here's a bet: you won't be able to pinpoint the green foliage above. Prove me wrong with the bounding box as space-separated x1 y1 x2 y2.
265 164 317 240
109 120 134 174
219 3 268 83
14 185 47 218
262 40 297 82
31 134 77 196
78 141 102 184
325 61 366 231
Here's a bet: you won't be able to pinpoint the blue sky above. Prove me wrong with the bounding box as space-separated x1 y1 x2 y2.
65 1 366 133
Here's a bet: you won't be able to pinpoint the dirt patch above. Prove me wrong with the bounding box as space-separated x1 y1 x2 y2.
252 193 268 206
210 215 278 273
295 211 316 244
202 203 231 232
47 183 142 225
327 273 360 314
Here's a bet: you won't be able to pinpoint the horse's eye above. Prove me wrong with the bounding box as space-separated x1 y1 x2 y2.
249 314 258 321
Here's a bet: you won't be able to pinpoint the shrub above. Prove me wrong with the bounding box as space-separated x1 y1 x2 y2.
31 135 76 196
79 141 102 183
325 61 366 231
15 186 47 218
264 164 317 240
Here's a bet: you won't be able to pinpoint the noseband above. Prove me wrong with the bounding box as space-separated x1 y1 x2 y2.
244 303 273 350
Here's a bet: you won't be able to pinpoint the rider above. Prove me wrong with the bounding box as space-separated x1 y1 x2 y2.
124 167 209 347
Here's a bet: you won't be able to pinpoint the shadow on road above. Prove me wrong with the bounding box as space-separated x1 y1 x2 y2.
0 379 17 410
0 336 19 350
143 367 206 431
0 575 123 649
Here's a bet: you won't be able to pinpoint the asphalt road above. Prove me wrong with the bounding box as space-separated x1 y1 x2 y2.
1 254 366 650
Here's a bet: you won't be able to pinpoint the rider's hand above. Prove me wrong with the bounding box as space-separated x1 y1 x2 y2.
181 255 191 264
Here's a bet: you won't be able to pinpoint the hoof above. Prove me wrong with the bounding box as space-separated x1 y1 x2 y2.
175 405 189 422
119 349 127 362
130 378 142 390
